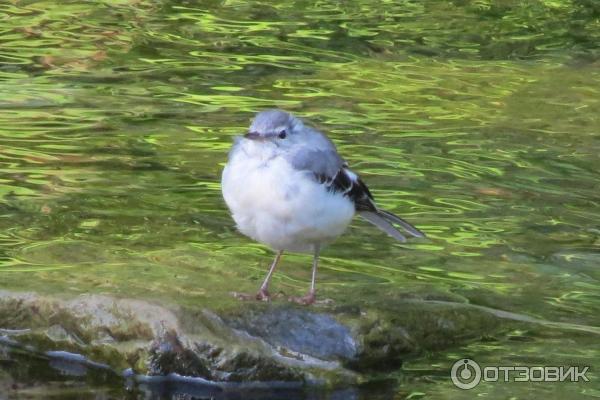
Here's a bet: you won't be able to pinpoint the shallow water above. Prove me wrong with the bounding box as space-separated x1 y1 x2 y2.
1 0 599 398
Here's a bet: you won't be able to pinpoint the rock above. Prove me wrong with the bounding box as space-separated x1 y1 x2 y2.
3 288 576 392
225 306 357 361
45 324 85 346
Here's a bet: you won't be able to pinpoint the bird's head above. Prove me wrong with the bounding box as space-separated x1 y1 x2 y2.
244 109 304 145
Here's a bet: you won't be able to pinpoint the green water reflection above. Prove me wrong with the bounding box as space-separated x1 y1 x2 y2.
1 0 599 398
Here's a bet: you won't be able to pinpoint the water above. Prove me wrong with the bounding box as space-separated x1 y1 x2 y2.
1 0 599 398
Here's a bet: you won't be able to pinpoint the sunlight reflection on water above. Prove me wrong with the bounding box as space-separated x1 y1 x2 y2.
0 0 599 398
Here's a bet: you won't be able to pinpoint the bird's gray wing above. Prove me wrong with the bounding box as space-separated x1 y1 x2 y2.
289 145 380 212
289 147 425 241
290 147 344 180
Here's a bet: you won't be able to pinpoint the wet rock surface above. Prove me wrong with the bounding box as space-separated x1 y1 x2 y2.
225 307 358 362
0 289 523 389
4 288 599 399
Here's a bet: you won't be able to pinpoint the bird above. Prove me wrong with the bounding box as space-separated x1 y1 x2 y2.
221 109 425 305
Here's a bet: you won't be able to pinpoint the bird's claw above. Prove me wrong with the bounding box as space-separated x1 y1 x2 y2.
255 288 270 302
232 288 283 302
231 292 253 301
288 291 316 306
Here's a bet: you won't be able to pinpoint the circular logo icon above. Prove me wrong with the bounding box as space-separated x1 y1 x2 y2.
451 358 482 390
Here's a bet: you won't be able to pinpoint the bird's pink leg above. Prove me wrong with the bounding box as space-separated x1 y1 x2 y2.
289 245 319 305
233 250 283 302
255 250 283 301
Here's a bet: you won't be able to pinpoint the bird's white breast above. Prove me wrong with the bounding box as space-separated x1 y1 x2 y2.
221 140 355 253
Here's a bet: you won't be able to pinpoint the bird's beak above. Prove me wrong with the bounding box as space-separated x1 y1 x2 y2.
244 132 261 140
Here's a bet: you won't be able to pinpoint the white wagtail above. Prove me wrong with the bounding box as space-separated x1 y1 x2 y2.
221 109 425 305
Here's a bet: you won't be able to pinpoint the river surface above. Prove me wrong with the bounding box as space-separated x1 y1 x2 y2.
1 0 599 398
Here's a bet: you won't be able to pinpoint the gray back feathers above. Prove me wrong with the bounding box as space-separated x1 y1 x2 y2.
286 123 345 179
289 148 343 179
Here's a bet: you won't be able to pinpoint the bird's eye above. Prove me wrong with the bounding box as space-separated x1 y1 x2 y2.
278 130 287 139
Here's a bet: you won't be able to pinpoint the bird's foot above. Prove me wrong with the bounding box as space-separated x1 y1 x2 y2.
231 292 257 301
288 290 316 306
231 288 279 302
255 288 270 302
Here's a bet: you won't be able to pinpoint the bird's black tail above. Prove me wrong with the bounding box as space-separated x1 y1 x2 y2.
359 209 425 242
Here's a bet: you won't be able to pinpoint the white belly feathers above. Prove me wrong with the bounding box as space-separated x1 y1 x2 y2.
221 141 355 253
